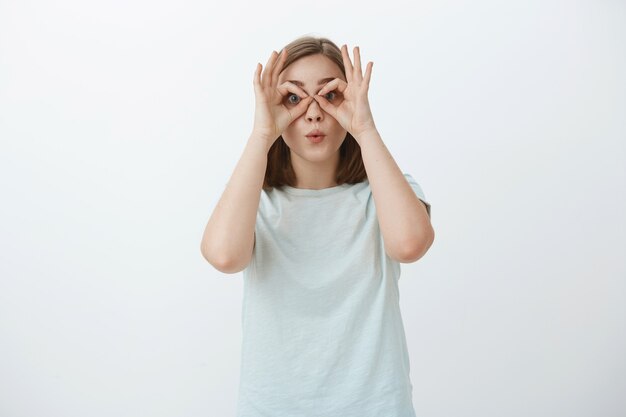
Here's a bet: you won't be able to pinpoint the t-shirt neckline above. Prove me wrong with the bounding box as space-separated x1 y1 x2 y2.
280 182 354 196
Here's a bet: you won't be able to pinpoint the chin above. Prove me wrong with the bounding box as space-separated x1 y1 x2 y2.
290 148 332 163
287 139 339 156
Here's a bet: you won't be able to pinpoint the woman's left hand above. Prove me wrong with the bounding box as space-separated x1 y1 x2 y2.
312 45 377 141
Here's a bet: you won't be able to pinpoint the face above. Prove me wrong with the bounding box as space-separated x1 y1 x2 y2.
277 53 347 166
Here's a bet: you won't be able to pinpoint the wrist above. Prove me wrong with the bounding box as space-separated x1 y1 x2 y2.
249 132 275 153
353 126 379 143
250 127 276 143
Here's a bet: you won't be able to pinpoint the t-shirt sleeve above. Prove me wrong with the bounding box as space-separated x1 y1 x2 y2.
403 173 431 219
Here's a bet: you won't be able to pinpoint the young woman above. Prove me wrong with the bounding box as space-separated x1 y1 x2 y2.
201 35 434 417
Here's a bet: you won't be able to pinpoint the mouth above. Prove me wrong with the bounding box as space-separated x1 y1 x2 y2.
306 135 326 143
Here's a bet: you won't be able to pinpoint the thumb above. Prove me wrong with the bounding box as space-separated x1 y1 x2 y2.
312 94 333 113
292 96 314 118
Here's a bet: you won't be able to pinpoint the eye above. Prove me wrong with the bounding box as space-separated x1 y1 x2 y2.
324 91 337 101
286 93 301 105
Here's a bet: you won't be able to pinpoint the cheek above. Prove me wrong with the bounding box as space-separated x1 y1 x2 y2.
281 126 301 146
329 120 346 134
283 118 306 136
281 124 297 140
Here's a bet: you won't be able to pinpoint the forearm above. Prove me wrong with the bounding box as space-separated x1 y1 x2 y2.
200 133 271 272
357 129 434 261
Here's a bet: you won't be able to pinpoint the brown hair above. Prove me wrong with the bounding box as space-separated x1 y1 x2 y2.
262 35 368 191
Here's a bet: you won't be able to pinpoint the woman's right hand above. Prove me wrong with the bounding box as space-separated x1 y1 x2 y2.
252 49 313 146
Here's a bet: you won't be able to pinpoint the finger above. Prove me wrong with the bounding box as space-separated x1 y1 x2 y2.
317 78 348 96
353 46 362 81
276 81 309 99
341 44 353 83
363 62 373 88
262 51 279 88
291 96 314 118
253 62 262 91
311 94 336 115
271 49 287 87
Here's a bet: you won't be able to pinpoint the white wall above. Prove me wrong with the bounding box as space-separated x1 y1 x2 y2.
1 0 624 416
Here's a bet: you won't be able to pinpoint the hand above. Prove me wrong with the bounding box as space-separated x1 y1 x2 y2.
311 45 377 141
252 49 314 146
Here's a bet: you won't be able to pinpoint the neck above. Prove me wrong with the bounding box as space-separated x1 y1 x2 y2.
291 152 340 190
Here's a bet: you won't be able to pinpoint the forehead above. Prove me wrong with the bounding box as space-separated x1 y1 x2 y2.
279 54 343 83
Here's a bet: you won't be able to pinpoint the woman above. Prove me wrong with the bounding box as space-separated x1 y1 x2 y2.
201 35 434 417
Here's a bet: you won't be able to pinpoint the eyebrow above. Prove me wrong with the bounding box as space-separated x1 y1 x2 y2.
287 77 336 86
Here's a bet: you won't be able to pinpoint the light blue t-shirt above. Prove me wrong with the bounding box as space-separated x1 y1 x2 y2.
236 173 431 417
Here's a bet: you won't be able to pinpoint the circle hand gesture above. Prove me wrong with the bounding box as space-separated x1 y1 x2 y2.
312 45 377 141
252 49 314 146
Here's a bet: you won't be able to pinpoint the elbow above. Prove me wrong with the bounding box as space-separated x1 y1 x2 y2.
213 259 246 274
395 226 435 263
200 240 249 274
200 243 244 274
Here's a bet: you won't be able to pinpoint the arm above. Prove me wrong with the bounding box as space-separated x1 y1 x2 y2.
200 133 271 274
358 128 435 263
310 46 433 262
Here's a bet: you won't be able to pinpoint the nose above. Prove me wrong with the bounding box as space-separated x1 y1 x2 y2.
305 98 323 122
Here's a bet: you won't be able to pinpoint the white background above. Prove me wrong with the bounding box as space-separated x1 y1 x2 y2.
1 0 625 416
